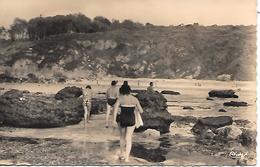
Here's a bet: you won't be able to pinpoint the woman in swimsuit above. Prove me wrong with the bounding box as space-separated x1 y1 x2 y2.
106 80 119 128
113 84 143 162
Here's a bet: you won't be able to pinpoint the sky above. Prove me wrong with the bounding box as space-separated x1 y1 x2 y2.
0 0 256 27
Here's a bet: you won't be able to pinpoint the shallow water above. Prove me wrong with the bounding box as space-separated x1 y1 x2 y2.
0 79 256 165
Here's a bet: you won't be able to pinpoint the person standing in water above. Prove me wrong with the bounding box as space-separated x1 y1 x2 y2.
82 85 93 126
113 84 143 162
106 80 119 128
147 82 154 92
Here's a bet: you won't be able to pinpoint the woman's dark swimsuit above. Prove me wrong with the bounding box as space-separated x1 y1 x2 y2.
107 98 117 106
116 106 135 127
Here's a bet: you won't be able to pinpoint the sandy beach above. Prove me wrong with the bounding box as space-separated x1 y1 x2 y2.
0 79 256 165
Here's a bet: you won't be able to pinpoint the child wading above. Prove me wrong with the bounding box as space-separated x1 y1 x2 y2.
82 85 93 126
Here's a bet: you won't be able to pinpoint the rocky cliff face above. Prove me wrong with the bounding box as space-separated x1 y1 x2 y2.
0 25 256 81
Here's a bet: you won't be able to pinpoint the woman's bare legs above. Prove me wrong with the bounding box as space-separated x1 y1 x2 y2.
125 125 135 162
83 102 88 127
87 102 91 122
105 103 111 127
118 125 126 159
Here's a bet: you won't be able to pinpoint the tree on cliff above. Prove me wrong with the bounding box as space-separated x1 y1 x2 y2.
9 18 28 41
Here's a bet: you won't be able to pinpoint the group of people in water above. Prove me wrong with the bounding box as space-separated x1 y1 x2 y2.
82 80 154 162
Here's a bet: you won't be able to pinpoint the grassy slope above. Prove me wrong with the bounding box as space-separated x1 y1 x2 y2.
0 25 256 81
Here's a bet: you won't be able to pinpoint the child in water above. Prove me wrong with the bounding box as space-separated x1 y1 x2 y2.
82 85 93 126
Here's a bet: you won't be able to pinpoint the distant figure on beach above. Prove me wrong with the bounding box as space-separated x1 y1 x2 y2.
106 80 119 128
147 82 154 92
82 85 93 126
113 84 143 162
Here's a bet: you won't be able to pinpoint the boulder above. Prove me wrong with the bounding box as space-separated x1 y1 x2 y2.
223 101 248 107
218 109 227 112
0 89 84 128
183 106 194 110
135 91 174 133
191 116 233 135
35 92 43 95
90 98 106 114
206 97 214 101
208 90 238 98
215 125 242 140
238 129 256 146
131 89 146 94
55 86 83 100
203 129 216 139
27 73 39 83
22 90 30 94
142 129 160 138
0 73 19 83
161 90 180 95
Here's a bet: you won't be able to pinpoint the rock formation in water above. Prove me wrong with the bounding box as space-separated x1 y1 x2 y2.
55 86 83 100
135 91 174 133
208 90 238 98
191 116 233 135
161 90 180 95
223 101 248 107
0 89 84 128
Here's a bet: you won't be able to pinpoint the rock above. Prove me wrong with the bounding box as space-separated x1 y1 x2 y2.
90 98 106 114
57 78 66 83
27 73 39 83
0 90 84 128
55 86 83 100
172 115 198 124
191 116 233 135
161 90 180 95
234 119 251 126
206 97 214 101
35 92 43 95
0 73 19 83
142 129 160 138
203 129 216 139
238 129 256 146
0 87 4 90
218 109 227 112
135 91 174 133
22 90 30 94
97 92 106 95
183 106 194 110
223 101 248 107
131 89 146 94
215 125 242 140
2 89 23 99
208 90 238 98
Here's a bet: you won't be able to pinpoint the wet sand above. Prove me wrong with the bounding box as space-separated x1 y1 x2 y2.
0 79 256 165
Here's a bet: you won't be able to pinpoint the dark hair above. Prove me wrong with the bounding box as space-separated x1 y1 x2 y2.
123 81 128 85
120 85 131 95
150 82 153 86
111 80 117 86
86 85 91 89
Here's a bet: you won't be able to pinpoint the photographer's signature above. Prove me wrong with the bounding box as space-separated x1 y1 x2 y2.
229 151 248 159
